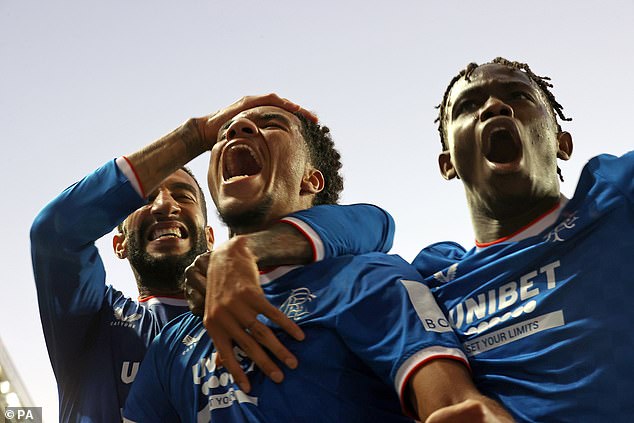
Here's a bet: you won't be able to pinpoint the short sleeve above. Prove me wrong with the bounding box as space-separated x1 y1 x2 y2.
334 255 467 408
281 204 394 261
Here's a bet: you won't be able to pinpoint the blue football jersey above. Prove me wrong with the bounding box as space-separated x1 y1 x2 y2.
411 152 634 421
31 160 190 422
124 254 467 422
282 203 395 260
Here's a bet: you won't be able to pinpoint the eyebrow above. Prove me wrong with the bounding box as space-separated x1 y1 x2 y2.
169 182 199 196
259 113 293 127
147 182 199 200
451 80 536 106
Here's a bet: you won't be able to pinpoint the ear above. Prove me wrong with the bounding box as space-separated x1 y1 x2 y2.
112 233 128 259
556 131 573 161
300 168 325 195
204 226 215 251
438 151 458 180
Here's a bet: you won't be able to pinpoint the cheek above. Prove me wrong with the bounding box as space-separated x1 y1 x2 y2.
123 210 145 230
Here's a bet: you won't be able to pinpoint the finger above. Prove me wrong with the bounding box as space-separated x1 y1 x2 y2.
298 107 318 123
247 321 298 370
186 289 205 316
184 267 207 314
211 332 251 393
251 295 305 341
208 314 285 385
194 251 211 270
223 299 301 369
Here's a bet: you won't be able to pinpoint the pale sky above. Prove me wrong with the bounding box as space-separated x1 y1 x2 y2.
2 1 633 421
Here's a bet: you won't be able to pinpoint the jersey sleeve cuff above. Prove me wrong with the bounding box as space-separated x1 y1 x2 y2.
116 156 146 198
279 216 325 262
395 346 469 418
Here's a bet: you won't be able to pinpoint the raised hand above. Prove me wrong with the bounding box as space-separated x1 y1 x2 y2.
193 93 318 149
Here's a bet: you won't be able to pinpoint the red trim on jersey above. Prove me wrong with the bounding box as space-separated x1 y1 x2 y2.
279 219 318 262
475 201 561 248
122 155 146 198
138 294 186 302
399 354 471 419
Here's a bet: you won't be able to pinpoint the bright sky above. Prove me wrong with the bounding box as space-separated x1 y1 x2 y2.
2 1 633 421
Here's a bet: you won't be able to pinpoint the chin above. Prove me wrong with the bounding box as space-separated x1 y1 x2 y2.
218 194 273 231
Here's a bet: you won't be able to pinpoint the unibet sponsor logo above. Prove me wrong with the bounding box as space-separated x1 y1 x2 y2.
463 311 565 356
449 260 560 335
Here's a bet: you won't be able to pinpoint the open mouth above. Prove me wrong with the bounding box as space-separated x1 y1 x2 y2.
147 224 188 241
222 143 262 181
485 128 521 164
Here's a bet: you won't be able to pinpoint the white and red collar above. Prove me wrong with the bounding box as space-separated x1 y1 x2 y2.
138 295 189 306
258 265 302 285
475 195 569 250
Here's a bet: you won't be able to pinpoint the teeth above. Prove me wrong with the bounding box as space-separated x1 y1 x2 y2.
223 144 262 180
151 227 182 240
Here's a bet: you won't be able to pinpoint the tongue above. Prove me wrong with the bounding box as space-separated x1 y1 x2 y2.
486 130 519 164
225 146 261 179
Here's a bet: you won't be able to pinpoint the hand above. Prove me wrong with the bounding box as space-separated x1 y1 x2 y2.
194 93 318 149
202 236 305 393
425 399 513 423
184 252 210 316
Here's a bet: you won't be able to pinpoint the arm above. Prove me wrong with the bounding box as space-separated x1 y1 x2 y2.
30 160 146 375
407 359 513 423
124 94 316 196
331 256 510 421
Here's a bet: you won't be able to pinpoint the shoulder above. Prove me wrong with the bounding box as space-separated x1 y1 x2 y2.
574 151 634 201
344 252 423 281
412 241 466 278
153 312 203 345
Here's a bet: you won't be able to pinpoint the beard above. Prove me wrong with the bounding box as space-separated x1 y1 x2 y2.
217 194 273 234
126 225 209 293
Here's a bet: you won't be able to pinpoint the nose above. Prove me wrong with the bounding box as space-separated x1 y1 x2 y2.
150 189 181 218
479 97 513 122
226 118 258 141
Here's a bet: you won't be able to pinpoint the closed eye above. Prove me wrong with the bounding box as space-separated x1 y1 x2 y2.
509 91 535 102
174 194 196 203
262 123 284 130
454 99 479 116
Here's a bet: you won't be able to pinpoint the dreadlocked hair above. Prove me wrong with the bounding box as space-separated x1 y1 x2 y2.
435 58 572 181
294 112 344 205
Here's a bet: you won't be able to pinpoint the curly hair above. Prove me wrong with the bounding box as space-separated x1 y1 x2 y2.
294 112 344 205
435 57 572 181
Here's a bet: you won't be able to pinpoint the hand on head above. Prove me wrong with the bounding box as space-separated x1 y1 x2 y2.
194 94 317 149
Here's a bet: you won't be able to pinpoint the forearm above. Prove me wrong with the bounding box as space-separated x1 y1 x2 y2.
242 222 313 268
408 359 513 422
125 118 207 197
